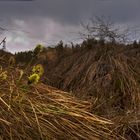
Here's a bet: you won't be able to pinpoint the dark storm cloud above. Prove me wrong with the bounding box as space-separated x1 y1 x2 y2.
0 0 140 24
0 0 140 52
0 0 34 1
0 1 136 22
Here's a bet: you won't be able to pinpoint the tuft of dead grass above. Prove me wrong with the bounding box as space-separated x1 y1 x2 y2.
43 44 140 139
45 45 140 116
0 67 122 140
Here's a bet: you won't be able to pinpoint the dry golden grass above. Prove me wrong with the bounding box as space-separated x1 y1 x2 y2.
43 44 140 139
0 66 123 140
5 43 140 139
45 45 140 114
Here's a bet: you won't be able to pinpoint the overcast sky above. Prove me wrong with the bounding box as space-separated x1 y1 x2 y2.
0 0 140 53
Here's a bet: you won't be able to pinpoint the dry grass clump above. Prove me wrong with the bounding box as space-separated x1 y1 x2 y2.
112 114 140 140
85 46 140 115
43 45 140 139
46 45 140 116
0 67 122 140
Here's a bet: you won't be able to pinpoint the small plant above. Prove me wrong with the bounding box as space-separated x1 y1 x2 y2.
28 73 40 85
32 64 44 77
28 64 44 85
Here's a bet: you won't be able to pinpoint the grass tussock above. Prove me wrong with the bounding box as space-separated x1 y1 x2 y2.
45 45 140 115
0 66 121 140
41 44 140 139
13 41 140 139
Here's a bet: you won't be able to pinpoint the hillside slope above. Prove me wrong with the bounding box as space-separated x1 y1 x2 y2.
44 45 140 116
0 64 121 140
14 42 140 139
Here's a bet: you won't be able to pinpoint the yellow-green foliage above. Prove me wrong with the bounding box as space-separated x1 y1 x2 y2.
28 64 44 84
28 73 40 84
32 64 44 76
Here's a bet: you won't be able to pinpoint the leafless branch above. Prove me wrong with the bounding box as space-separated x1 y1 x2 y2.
79 16 130 43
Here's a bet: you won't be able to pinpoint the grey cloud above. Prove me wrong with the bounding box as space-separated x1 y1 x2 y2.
1 0 140 24
0 0 140 52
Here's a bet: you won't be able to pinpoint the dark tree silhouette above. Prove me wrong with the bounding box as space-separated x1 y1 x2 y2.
80 16 130 43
